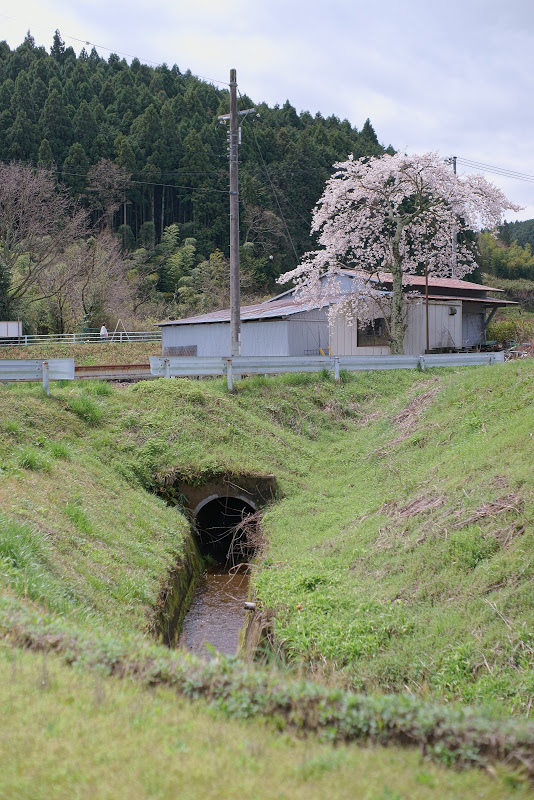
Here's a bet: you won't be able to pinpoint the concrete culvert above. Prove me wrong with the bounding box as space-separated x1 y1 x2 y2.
194 496 257 565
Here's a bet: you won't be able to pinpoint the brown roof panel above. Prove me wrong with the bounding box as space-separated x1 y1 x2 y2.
348 270 503 292
159 297 326 326
407 293 517 305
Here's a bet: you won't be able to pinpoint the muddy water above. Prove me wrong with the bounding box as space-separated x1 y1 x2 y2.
180 566 249 657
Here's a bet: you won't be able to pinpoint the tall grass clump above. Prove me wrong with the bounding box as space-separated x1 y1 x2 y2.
15 446 51 472
65 500 93 535
2 419 22 436
47 441 70 460
84 381 113 397
0 516 75 614
67 395 104 426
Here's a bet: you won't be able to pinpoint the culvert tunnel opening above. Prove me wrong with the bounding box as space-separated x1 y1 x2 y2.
194 496 257 566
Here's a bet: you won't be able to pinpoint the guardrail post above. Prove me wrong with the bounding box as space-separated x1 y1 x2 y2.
227 359 233 391
164 358 170 378
334 357 340 383
42 361 50 396
419 356 426 371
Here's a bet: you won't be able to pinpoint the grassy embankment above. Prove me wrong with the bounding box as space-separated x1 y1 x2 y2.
1 360 534 795
0 340 160 365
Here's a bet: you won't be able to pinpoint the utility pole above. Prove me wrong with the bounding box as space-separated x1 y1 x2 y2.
228 69 240 357
446 156 458 277
217 70 255 357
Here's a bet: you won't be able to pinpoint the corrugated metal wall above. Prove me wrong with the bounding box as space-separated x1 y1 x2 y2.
462 303 485 348
287 309 329 355
404 300 462 353
242 320 290 356
331 299 464 356
162 298 477 358
162 319 291 357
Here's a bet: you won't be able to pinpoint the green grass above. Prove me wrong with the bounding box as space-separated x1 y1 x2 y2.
2 647 524 800
0 340 159 365
1 362 534 787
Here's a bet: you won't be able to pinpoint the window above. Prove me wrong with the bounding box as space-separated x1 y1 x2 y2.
357 318 389 346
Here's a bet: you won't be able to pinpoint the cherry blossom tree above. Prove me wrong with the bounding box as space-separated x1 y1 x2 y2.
279 152 521 353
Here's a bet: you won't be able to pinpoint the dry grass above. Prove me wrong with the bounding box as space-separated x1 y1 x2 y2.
391 387 442 431
451 492 524 530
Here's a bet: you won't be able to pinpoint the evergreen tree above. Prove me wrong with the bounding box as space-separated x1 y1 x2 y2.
39 88 72 163
37 138 54 167
62 142 89 194
50 30 66 62
7 109 36 160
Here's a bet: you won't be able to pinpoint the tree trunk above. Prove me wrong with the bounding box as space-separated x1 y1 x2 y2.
390 224 405 354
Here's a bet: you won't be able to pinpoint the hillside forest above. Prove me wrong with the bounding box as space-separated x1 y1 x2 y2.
0 31 390 333
0 31 531 334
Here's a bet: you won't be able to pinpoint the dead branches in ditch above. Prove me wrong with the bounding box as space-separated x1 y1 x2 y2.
225 510 265 569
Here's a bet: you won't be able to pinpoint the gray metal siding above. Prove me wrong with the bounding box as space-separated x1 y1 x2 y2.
287 309 329 355
161 319 291 357
462 303 485 347
242 320 290 356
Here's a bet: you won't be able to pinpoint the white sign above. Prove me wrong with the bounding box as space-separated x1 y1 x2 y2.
0 321 22 338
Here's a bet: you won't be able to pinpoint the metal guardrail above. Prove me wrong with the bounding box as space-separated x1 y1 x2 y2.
0 359 75 395
151 351 505 390
0 352 505 396
419 352 504 369
74 364 152 381
0 330 161 348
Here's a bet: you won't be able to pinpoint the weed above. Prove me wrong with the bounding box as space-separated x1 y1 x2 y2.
67 395 103 426
85 381 113 397
47 441 70 460
15 446 51 472
2 419 22 436
65 500 93 535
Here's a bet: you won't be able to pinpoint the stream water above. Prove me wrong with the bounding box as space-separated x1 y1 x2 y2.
180 566 249 657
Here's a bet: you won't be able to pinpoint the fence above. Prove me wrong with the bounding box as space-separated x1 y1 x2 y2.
0 359 75 395
150 352 505 390
0 330 161 348
0 352 505 395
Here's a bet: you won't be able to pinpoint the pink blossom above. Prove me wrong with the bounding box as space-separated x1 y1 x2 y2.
279 152 521 353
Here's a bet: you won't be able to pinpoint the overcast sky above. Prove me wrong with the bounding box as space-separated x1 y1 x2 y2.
2 0 533 221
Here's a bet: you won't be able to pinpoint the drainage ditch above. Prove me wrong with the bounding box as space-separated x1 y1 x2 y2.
180 495 257 656
156 473 276 658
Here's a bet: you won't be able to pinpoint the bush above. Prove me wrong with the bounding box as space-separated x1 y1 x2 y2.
486 318 533 346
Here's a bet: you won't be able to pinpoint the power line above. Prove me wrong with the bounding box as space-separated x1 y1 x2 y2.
456 157 534 185
0 12 230 86
239 91 301 265
24 164 230 194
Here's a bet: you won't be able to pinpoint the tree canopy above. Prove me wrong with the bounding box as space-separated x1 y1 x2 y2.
0 33 395 330
280 152 520 353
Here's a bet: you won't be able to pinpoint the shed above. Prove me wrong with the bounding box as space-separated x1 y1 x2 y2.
327 272 516 355
160 299 330 358
159 272 516 357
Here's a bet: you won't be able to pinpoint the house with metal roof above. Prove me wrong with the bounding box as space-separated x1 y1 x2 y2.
159 271 515 357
